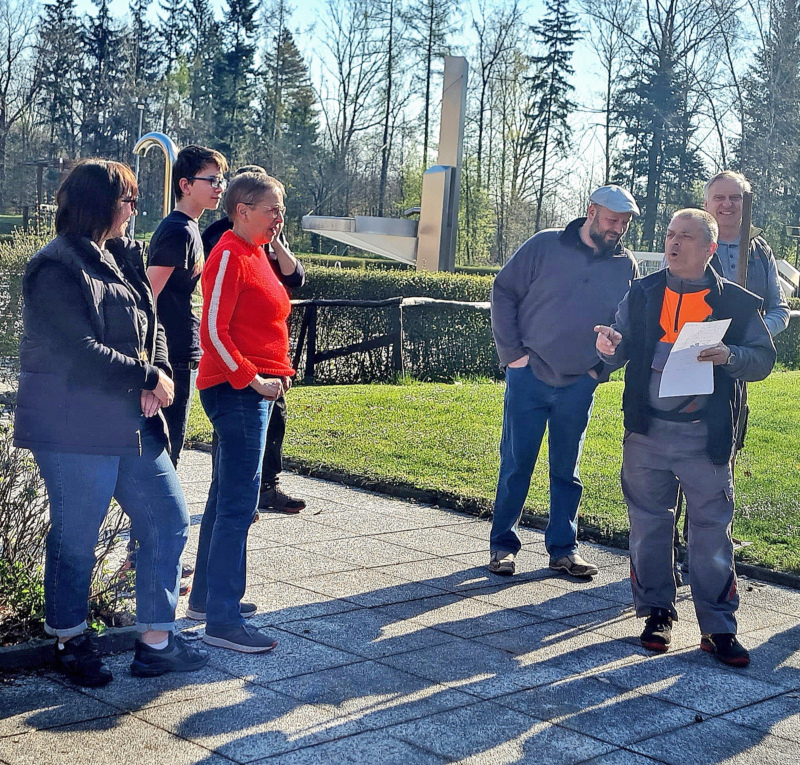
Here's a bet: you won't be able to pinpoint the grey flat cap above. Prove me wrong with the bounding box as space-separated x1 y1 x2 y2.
589 185 640 215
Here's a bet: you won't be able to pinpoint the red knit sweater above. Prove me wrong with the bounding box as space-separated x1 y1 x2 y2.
198 229 295 390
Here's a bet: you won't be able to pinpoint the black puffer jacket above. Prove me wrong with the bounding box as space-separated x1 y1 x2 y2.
14 235 171 456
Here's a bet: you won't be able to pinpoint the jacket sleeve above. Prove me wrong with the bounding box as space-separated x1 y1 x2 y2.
758 242 790 337
27 262 161 391
597 289 632 373
279 259 305 290
490 241 536 367
201 249 258 389
153 320 172 376
724 310 776 382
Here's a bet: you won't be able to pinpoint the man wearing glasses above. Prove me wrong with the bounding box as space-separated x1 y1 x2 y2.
147 145 229 465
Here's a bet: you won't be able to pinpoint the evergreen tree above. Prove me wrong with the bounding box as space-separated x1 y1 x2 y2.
526 0 580 231
37 0 83 157
157 0 187 132
212 0 257 163
185 0 220 142
740 0 800 249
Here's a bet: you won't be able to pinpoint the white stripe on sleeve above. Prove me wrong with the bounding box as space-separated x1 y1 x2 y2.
208 250 239 371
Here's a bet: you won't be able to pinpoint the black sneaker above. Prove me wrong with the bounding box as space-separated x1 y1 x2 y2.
640 608 673 652
185 601 258 622
203 623 278 653
701 633 750 667
54 633 113 687
258 481 306 514
130 632 210 677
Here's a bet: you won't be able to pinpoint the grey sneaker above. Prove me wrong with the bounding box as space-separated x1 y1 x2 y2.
549 553 599 577
203 623 278 653
186 602 258 622
130 633 209 677
488 550 516 576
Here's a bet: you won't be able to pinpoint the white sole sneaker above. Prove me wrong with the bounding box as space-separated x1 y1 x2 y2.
202 633 277 653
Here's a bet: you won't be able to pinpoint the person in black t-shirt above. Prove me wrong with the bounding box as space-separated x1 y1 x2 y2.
202 165 307 515
147 145 229 466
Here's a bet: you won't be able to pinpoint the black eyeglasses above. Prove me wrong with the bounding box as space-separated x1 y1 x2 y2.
243 202 286 217
121 197 138 212
188 176 228 190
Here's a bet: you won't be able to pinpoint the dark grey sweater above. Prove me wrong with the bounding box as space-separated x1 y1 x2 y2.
491 218 638 387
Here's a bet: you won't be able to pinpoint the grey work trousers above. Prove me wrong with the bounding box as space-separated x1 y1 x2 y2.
622 419 738 635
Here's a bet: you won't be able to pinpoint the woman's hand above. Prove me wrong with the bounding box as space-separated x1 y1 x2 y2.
152 370 175 408
249 375 284 400
140 390 162 417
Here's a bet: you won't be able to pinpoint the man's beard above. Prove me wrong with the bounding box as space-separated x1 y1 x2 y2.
589 226 620 255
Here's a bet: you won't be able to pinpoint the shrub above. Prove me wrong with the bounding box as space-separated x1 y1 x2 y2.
776 297 800 369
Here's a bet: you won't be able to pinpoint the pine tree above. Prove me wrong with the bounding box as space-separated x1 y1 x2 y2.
740 0 800 248
185 0 220 142
37 0 83 157
157 0 187 132
212 0 257 163
526 0 580 231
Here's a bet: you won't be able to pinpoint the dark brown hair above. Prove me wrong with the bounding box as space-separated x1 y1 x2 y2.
173 144 229 199
55 159 138 243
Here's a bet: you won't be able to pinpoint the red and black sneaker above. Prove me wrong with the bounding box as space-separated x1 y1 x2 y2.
640 608 673 652
700 633 750 667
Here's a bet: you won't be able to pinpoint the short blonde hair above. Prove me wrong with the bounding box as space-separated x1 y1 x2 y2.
224 172 285 219
704 170 751 199
671 208 719 245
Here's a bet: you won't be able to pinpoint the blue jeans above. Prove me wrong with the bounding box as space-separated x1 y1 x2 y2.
190 383 273 629
34 427 189 638
491 366 598 559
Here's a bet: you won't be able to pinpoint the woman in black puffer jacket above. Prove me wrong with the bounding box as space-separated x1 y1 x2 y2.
14 159 207 686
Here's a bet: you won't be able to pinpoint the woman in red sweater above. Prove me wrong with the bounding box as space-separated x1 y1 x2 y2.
189 172 295 653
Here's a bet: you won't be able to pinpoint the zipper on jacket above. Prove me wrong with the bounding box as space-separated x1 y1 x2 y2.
673 280 684 333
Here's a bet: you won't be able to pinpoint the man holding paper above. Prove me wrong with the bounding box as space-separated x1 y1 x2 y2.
595 209 775 668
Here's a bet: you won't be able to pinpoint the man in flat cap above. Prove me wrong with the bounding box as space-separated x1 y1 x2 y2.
489 185 640 577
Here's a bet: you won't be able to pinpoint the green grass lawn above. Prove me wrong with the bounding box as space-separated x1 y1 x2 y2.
186 371 800 574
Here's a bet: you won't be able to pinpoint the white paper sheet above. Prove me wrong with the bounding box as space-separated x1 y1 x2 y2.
658 319 731 398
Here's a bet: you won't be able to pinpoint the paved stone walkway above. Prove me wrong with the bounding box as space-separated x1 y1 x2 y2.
2 448 800 764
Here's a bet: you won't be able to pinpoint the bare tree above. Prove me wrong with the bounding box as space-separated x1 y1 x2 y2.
0 0 41 206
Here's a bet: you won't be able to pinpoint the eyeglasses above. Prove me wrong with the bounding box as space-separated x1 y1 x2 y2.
188 176 228 190
244 202 286 217
121 197 138 212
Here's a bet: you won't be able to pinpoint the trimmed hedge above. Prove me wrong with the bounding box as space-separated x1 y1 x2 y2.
299 252 501 276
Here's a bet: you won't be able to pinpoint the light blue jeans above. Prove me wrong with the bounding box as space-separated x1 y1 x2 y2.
34 426 189 638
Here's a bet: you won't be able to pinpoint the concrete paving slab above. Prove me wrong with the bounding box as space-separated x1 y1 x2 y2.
369 558 498 594
292 569 445 608
596 653 786 716
445 549 560 581
206 630 361 685
387 701 617 764
295 537 437 567
629 716 800 765
276 606 455 659
269 659 476 737
495 676 696 746
0 675 119 738
246 544 360 582
134 681 340 761
0 714 230 765
378 636 571 699
238 580 361 625
580 750 666 764
721 691 800 743
376 529 487 556
248 517 350 544
56 651 244 712
475 621 648 679
252 729 449 763
311 507 461 535
379 593 545 639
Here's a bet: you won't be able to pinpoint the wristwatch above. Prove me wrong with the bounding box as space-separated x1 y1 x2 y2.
725 349 736 366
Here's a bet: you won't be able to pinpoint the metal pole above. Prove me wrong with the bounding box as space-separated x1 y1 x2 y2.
129 103 145 239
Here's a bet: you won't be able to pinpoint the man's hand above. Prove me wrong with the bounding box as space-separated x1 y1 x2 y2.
140 390 162 418
595 325 622 355
249 375 284 400
507 355 529 369
697 342 731 365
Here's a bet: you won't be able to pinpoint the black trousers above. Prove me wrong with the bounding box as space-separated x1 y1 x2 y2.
210 394 286 489
163 364 198 467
